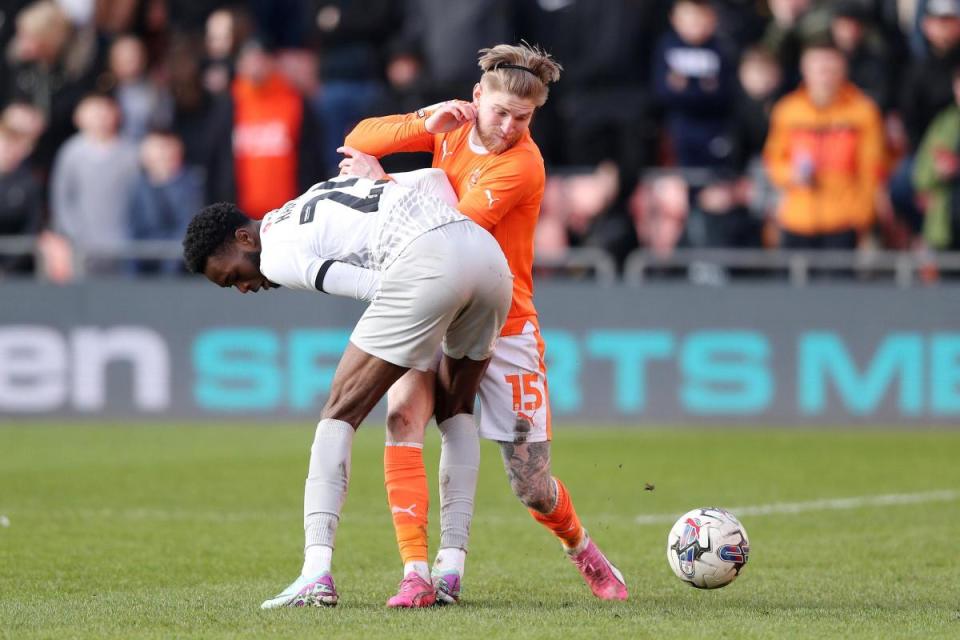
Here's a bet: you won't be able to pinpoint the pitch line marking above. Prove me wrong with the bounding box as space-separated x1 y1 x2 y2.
634 489 960 525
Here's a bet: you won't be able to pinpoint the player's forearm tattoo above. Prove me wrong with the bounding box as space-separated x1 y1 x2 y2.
499 441 556 514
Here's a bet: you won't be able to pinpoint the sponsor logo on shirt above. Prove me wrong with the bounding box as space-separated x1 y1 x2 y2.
233 121 293 157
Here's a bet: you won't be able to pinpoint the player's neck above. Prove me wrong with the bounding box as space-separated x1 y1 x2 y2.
468 126 491 155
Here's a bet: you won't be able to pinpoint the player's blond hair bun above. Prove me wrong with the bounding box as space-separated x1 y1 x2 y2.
477 42 562 106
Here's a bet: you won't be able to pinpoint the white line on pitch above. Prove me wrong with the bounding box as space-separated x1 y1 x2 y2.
634 489 960 525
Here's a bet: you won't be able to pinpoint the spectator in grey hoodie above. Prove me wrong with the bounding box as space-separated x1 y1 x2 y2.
49 94 139 275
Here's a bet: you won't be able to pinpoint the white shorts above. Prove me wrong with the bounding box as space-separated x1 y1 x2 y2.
424 321 552 443
351 221 513 371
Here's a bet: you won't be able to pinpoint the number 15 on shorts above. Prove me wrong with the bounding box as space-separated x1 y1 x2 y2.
504 373 544 413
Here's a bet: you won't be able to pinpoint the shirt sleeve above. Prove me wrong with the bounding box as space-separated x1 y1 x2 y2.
456 155 543 230
315 261 381 302
261 243 380 302
344 113 437 157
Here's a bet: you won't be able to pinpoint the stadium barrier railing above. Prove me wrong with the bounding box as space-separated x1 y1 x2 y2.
4 235 960 286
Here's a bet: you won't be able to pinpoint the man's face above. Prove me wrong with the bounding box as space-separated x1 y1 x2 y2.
769 0 812 25
202 229 275 294
237 47 272 85
671 2 717 46
472 85 536 154
801 48 847 100
831 17 865 53
923 15 960 53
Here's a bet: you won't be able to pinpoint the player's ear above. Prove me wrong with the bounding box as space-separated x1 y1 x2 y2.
234 225 259 250
472 82 483 105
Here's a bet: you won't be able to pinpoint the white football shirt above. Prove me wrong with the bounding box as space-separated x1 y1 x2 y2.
259 172 465 292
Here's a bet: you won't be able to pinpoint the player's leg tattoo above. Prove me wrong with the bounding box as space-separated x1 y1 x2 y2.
498 441 557 514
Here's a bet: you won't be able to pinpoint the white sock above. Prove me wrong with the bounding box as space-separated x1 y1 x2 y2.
437 414 479 551
403 560 430 581
433 547 467 577
303 419 354 565
567 531 590 556
302 544 333 577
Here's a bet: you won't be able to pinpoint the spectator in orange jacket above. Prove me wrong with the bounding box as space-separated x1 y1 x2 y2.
763 37 885 249
230 40 320 219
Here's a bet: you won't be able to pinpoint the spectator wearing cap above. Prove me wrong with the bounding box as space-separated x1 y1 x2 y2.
890 0 960 238
763 38 885 249
913 64 960 250
901 0 960 149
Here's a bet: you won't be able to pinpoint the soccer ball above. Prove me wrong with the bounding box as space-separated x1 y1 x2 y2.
666 507 750 589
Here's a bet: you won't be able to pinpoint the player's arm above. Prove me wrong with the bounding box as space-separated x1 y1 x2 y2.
456 156 544 230
312 260 381 301
344 101 476 157
344 113 436 156
261 246 380 302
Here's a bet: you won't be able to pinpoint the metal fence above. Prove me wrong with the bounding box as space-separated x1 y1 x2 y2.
4 234 960 287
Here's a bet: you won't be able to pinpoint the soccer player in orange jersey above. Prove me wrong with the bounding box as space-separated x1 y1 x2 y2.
340 43 627 607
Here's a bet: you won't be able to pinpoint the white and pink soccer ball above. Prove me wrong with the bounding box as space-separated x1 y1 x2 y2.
667 507 750 589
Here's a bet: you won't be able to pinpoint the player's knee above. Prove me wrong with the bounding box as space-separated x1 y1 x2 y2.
386 405 425 442
434 394 474 424
320 394 362 428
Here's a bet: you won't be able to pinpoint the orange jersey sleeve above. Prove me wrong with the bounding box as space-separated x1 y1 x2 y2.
343 113 436 156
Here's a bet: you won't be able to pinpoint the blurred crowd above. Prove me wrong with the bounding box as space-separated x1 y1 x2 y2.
2 0 960 281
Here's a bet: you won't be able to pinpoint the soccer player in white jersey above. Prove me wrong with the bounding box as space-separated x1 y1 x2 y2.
182 169 512 607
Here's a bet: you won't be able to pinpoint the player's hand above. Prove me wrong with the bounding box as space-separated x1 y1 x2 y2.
424 100 477 134
337 146 387 180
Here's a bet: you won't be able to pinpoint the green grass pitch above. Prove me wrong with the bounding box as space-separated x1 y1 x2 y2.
1 424 958 639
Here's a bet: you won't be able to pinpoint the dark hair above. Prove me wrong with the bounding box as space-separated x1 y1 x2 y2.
673 0 715 8
833 1 871 22
182 202 250 273
802 32 841 55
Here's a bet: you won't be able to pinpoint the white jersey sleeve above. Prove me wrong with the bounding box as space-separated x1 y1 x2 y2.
261 249 380 302
319 262 381 301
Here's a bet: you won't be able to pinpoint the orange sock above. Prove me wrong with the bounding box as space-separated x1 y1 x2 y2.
384 444 429 564
529 478 585 551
